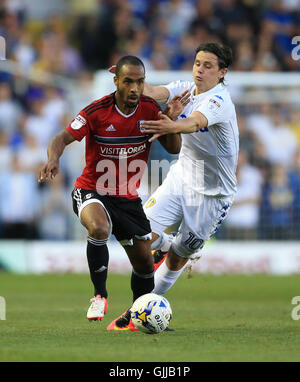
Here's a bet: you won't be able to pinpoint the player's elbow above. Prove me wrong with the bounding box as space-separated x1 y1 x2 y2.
166 147 180 154
190 112 208 132
167 142 181 154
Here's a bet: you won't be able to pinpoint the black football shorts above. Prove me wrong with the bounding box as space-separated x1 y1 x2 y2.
72 188 152 244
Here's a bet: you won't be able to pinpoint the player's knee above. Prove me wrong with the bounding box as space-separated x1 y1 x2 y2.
87 220 110 240
144 256 155 273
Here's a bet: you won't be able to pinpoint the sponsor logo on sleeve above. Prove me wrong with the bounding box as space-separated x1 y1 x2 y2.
209 98 221 108
71 114 87 130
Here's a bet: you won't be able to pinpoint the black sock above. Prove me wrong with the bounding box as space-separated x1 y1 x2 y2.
131 269 155 302
86 236 109 298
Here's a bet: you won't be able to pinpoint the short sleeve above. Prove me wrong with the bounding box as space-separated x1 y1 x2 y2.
152 99 162 120
66 109 90 141
196 94 231 127
163 80 194 103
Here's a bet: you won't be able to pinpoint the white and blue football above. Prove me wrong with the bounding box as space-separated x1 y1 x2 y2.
130 293 172 334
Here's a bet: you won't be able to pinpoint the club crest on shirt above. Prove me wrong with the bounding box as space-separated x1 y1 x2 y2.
145 198 156 208
71 114 87 130
138 120 145 132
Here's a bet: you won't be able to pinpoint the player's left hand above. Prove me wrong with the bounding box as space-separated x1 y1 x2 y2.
141 113 177 142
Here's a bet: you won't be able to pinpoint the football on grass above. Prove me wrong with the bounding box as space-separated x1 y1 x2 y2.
130 293 172 334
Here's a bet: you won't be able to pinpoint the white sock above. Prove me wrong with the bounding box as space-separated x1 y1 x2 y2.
152 261 184 295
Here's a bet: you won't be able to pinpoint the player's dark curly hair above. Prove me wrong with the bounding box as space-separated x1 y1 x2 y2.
194 43 233 83
115 55 145 77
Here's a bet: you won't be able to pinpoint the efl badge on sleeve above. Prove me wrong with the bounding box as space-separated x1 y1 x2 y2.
71 114 87 130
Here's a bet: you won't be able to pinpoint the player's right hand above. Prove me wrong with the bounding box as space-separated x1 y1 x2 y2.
38 160 59 183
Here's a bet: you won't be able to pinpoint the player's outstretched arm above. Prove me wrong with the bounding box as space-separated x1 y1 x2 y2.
38 130 75 183
157 116 182 154
141 111 208 142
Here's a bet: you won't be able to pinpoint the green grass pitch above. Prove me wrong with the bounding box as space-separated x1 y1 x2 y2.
0 271 300 362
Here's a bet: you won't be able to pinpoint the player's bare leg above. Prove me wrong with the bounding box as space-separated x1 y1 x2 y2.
165 247 189 271
81 203 110 321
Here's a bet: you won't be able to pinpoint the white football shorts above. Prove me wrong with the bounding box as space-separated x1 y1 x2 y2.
144 163 234 259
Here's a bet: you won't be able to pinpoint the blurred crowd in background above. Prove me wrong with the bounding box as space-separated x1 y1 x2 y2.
0 0 300 241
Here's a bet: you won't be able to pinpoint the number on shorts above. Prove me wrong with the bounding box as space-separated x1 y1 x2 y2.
184 232 204 250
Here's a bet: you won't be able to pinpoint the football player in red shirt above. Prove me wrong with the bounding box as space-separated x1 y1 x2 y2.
38 56 186 330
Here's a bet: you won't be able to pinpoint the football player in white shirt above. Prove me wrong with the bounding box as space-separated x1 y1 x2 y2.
108 43 239 331
141 42 239 295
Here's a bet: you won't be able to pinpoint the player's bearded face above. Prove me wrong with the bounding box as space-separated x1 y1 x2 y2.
115 65 145 108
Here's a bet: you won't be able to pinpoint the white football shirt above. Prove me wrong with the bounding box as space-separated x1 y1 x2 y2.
164 80 239 196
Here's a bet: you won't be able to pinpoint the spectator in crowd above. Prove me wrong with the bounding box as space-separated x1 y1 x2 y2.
288 107 300 145
223 150 263 240
246 103 276 154
246 104 298 168
124 27 153 69
0 154 40 239
189 0 216 34
231 40 255 71
67 70 95 113
237 115 260 164
38 172 70 240
158 0 195 39
260 0 297 71
148 36 171 70
0 129 12 173
265 108 298 167
42 86 68 132
17 133 46 173
0 82 22 139
259 163 300 240
12 31 36 74
169 31 196 70
23 96 58 149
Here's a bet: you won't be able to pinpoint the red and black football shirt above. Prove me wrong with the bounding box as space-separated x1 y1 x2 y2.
66 93 161 199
